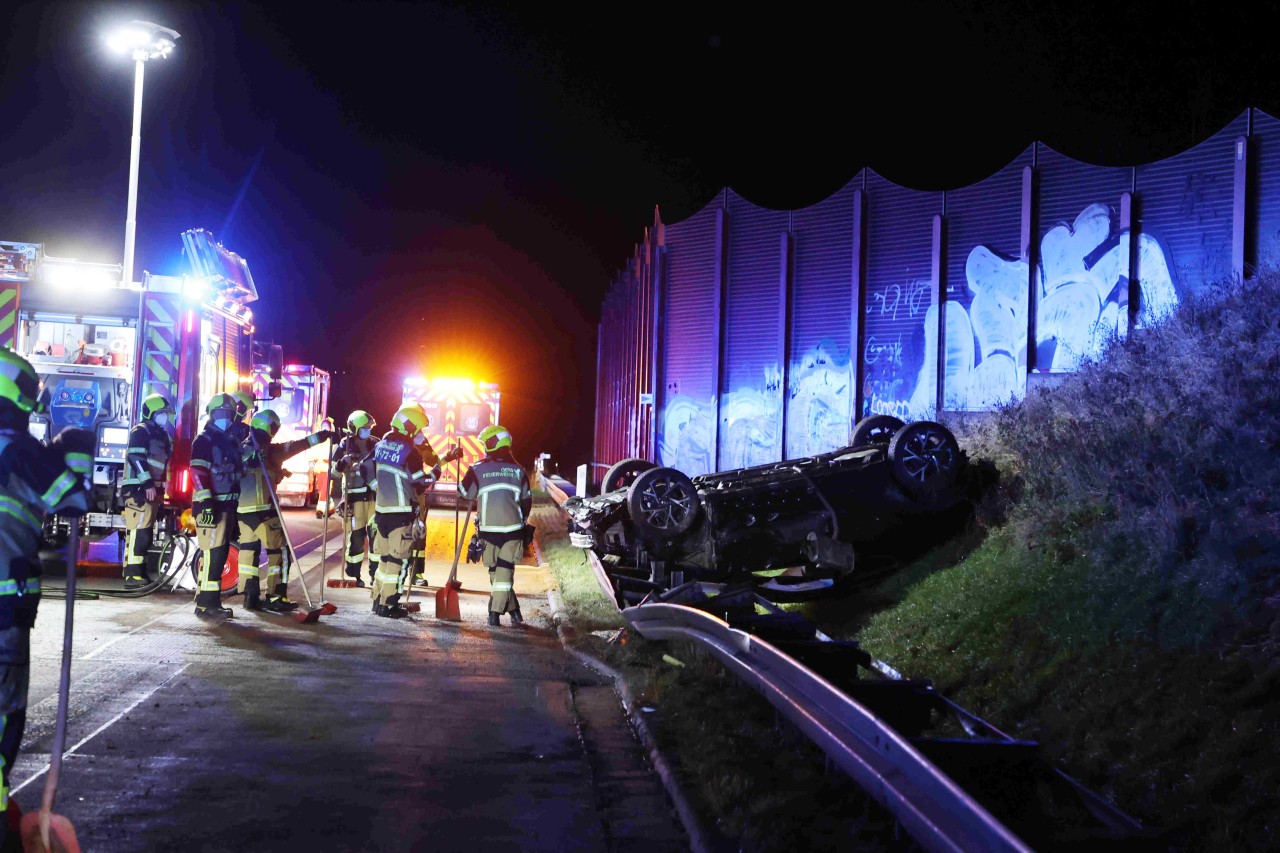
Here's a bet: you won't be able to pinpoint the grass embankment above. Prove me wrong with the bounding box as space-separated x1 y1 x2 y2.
537 271 1280 852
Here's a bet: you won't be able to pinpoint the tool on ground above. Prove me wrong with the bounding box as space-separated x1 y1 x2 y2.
316 430 342 611
20 523 83 852
399 493 429 614
249 430 324 623
436 507 471 621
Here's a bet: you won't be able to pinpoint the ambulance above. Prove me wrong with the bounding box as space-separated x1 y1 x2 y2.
400 376 500 506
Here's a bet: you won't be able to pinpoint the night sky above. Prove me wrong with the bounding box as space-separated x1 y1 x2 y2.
4 1 1277 467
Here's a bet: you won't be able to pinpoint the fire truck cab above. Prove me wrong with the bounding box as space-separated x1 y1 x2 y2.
0 230 260 541
401 376 500 507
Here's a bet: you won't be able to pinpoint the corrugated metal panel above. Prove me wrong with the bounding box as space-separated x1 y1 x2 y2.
787 180 858 459
944 148 1034 411
1134 113 1246 307
1033 146 1133 372
657 202 722 476
860 172 943 421
720 191 789 470
1250 110 1280 272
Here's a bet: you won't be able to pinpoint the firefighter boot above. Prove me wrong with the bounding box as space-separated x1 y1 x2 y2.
509 600 524 626
244 577 263 611
345 561 366 587
268 583 300 611
194 591 234 621
488 611 501 627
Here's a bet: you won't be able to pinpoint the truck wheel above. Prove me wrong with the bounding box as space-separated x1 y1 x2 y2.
601 457 656 494
850 414 905 448
888 421 961 495
626 466 700 541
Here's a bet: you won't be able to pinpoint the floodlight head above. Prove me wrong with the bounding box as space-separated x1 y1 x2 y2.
107 20 180 61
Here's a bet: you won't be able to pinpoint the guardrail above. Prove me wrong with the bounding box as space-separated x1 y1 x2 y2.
541 473 1150 851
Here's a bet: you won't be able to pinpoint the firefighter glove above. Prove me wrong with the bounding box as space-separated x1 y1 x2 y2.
443 446 464 464
466 533 484 564
195 503 216 527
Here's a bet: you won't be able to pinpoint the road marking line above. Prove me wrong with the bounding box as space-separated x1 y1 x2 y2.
11 663 192 796
82 603 190 660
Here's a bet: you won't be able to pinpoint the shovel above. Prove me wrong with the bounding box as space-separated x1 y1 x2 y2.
20 523 83 852
436 508 471 621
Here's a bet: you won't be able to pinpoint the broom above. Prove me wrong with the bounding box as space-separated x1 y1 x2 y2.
20 523 82 852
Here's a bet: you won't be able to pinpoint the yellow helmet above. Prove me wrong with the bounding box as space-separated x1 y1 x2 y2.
479 424 512 452
0 346 43 414
390 403 429 436
141 392 174 420
250 409 282 437
206 392 238 418
231 390 255 417
347 410 376 431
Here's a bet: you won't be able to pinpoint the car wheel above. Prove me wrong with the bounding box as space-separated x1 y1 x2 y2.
626 466 700 540
601 457 656 494
850 414 906 448
888 421 961 495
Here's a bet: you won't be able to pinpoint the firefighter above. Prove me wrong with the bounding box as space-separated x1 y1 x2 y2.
119 392 174 589
190 393 246 621
459 424 532 627
237 409 334 611
333 410 378 585
0 348 90 830
370 404 460 618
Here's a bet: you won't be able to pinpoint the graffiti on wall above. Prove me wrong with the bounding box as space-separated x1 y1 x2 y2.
786 342 853 458
1035 202 1177 371
864 203 1180 418
719 367 782 470
657 394 715 476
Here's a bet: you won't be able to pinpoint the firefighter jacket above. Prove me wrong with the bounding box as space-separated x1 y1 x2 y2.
333 434 377 503
238 429 329 514
190 425 245 506
460 450 531 535
0 428 90 630
122 419 172 492
372 431 441 514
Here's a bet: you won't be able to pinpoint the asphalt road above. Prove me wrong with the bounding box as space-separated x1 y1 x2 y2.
11 508 688 852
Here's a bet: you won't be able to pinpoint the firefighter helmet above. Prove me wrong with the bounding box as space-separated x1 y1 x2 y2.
206 393 238 418
390 403 429 436
251 409 282 437
479 424 512 453
231 389 255 417
0 346 43 414
141 393 174 420
347 410 376 432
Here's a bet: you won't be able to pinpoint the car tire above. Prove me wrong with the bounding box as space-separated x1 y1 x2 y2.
601 457 657 494
888 421 962 495
850 414 906 448
626 466 700 541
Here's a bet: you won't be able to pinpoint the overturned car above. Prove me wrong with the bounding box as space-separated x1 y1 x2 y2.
564 416 979 606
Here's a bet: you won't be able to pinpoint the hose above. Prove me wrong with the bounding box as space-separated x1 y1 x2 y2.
42 533 199 600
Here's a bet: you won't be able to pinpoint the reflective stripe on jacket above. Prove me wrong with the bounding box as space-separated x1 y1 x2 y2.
123 420 171 487
190 427 245 503
238 432 325 513
459 456 530 534
372 432 438 513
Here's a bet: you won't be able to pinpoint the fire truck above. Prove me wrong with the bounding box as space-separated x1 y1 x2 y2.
401 376 500 506
0 230 263 541
255 362 331 507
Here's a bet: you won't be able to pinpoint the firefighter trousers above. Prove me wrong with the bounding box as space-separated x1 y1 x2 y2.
483 536 524 615
122 494 161 581
371 511 413 607
0 626 30 817
343 498 374 581
237 509 284 594
195 501 236 610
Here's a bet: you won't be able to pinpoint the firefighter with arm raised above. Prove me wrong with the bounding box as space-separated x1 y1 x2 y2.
459 425 531 627
370 404 460 618
237 410 334 611
120 393 174 589
333 410 378 586
190 393 245 621
0 348 90 833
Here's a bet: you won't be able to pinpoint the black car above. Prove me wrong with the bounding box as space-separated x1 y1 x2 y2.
564 416 977 605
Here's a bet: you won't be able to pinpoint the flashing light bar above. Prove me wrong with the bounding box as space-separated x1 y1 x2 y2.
404 376 480 391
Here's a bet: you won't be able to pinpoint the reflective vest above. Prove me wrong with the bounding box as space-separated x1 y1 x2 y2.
190 426 245 503
334 435 377 501
460 456 531 534
123 419 171 488
0 429 90 629
238 431 326 513
372 432 436 514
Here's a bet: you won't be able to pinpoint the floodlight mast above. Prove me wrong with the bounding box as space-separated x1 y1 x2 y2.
106 20 180 289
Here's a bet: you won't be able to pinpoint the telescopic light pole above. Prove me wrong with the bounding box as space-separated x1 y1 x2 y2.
106 20 180 289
